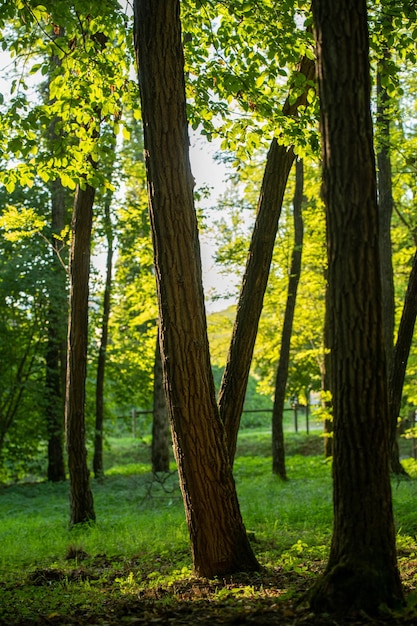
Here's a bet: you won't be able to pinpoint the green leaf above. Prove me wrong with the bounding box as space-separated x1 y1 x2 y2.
60 172 76 190
5 180 16 193
29 63 42 75
255 73 266 88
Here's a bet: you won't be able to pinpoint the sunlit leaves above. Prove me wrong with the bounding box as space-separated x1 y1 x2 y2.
0 206 45 241
0 204 46 241
182 0 317 163
0 1 137 191
104 117 157 412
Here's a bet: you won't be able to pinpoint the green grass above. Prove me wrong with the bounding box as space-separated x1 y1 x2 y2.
1 431 417 624
0 431 330 568
0 471 186 572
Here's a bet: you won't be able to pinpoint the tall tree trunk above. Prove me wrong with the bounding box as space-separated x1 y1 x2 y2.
309 0 404 614
272 159 304 479
134 0 259 577
218 55 315 464
65 182 96 526
45 34 68 482
46 175 67 482
93 191 114 480
390 250 417 447
377 58 395 370
376 48 406 475
152 328 171 473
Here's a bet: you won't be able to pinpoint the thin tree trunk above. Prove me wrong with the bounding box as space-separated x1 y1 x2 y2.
152 329 171 473
218 55 315 464
93 191 114 480
45 34 68 482
0 326 39 459
46 175 67 482
272 159 304 479
376 48 407 475
65 182 96 526
390 250 417 447
134 0 259 577
377 59 395 370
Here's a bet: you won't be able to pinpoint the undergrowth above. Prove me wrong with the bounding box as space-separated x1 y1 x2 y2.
1 431 417 625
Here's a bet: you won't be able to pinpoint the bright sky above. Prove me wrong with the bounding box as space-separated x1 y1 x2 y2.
189 136 237 312
0 49 236 313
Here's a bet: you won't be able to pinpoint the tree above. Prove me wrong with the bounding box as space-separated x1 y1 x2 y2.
45 173 68 483
272 158 304 479
377 49 395 372
182 4 317 462
309 0 404 614
0 185 50 478
217 55 315 463
374 18 409 476
106 118 158 433
388 60 417 431
390 251 417 450
134 0 259 577
65 181 96 526
43 25 69 483
56 6 130 525
93 183 115 480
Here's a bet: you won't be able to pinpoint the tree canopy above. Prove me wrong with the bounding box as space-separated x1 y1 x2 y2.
1 0 417 618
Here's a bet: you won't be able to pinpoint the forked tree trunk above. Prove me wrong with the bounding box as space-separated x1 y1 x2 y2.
65 182 96 526
272 159 304 479
310 0 404 614
134 0 259 577
218 55 315 463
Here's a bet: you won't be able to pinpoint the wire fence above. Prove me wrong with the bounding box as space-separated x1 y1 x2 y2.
127 404 322 438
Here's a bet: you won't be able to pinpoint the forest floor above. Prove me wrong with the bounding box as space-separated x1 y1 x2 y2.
1 430 417 625
2 553 417 625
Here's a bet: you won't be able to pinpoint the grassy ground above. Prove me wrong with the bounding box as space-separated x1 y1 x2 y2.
1 431 417 625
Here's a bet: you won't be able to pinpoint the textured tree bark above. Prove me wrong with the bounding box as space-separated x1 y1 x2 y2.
65 182 96 525
152 329 171 474
218 55 315 463
272 159 304 479
93 190 114 480
309 0 404 614
134 0 259 577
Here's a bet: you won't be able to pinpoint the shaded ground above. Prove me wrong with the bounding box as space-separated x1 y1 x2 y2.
2 552 417 626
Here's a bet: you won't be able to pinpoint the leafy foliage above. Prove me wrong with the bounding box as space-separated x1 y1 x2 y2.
182 0 318 163
0 0 136 191
106 120 157 417
0 188 51 478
